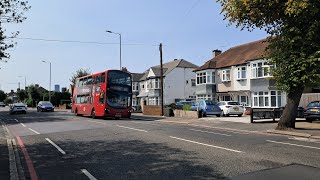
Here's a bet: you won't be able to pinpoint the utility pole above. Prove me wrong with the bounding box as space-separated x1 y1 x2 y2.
159 43 164 116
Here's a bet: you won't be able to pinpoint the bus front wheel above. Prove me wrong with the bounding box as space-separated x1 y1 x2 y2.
75 109 81 116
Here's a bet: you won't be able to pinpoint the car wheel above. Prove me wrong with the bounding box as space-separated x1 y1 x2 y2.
91 109 96 119
225 114 230 117
202 111 207 117
238 114 243 117
115 117 120 120
216 114 221 117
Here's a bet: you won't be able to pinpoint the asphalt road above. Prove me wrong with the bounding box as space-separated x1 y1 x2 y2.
1 108 320 180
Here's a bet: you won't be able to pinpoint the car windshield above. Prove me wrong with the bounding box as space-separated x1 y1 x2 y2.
227 102 240 105
205 100 217 105
307 102 320 107
42 102 53 106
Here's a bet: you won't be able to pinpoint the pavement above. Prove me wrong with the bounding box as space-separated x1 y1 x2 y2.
0 108 320 179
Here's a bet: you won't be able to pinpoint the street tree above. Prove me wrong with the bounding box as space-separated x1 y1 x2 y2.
217 0 320 129
28 85 40 106
69 68 91 95
17 89 27 101
0 90 6 101
0 0 31 62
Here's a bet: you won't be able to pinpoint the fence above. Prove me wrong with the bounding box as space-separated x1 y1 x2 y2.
250 108 304 123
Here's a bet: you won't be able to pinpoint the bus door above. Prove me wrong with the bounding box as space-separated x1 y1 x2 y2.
93 85 105 116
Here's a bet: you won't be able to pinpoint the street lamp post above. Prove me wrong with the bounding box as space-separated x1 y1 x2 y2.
42 61 52 102
106 30 122 70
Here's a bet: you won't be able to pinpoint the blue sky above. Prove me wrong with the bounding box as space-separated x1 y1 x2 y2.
0 0 267 92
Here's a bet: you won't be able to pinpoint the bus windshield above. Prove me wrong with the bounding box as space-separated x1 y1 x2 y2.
106 92 131 108
106 71 132 108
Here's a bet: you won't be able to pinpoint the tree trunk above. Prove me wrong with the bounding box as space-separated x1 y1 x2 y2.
276 86 304 130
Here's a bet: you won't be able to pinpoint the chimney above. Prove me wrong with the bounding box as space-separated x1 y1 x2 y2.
212 49 222 58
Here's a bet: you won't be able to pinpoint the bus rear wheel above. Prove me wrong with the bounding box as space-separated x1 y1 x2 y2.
91 109 96 119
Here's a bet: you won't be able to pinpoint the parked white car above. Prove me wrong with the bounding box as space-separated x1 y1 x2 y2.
218 101 244 117
9 103 27 114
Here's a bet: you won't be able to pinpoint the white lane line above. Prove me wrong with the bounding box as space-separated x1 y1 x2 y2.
116 125 148 132
45 138 66 155
88 120 106 125
28 128 40 134
266 140 320 150
189 129 232 137
170 136 243 153
14 119 19 122
20 123 26 127
81 169 97 180
131 121 161 126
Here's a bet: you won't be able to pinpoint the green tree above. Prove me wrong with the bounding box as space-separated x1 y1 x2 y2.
28 85 41 107
0 90 6 101
217 0 320 129
69 68 91 95
0 0 30 62
17 89 27 102
51 91 71 106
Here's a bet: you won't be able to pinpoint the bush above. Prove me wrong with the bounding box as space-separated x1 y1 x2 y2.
26 99 33 107
182 104 192 111
4 98 13 105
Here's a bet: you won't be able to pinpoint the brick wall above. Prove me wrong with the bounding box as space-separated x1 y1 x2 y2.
143 106 162 116
173 109 199 119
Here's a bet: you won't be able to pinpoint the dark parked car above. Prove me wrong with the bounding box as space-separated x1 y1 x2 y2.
191 100 222 117
304 101 320 122
37 101 54 112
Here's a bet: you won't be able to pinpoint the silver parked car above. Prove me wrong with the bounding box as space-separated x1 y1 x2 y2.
9 103 27 114
0 101 5 107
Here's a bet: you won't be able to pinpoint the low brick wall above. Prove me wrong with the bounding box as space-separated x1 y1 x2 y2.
58 104 67 109
174 110 199 119
143 105 162 116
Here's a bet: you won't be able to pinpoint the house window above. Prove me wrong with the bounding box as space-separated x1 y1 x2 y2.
252 91 283 108
140 83 145 90
239 96 248 106
191 79 196 86
212 72 216 84
221 95 231 101
148 97 159 106
154 79 159 89
252 61 274 78
237 66 246 80
221 69 231 82
196 72 207 85
132 82 139 91
132 99 137 106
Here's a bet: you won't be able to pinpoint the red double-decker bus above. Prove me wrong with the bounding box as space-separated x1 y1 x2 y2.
71 70 132 119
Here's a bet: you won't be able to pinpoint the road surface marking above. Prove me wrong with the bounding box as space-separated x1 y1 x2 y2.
20 123 26 127
157 120 252 134
45 138 66 155
81 169 97 180
289 137 320 144
16 136 38 180
169 136 243 153
116 125 148 132
88 120 106 125
15 119 19 122
131 121 161 126
28 128 40 135
189 129 232 136
266 140 320 150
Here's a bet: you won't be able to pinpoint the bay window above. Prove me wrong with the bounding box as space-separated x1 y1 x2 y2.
252 91 283 108
252 61 274 78
196 72 207 84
